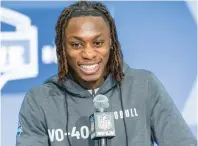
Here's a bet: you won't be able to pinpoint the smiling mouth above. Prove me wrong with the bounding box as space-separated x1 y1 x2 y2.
79 63 100 75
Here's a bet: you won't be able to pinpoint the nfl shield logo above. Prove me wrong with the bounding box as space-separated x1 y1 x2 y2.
98 114 112 131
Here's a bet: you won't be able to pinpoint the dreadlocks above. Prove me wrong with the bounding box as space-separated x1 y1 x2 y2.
55 1 124 82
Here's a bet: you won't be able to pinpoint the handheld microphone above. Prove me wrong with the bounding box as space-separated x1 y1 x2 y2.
89 95 115 146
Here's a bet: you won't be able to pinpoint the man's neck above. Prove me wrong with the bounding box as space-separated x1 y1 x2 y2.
68 68 105 89
78 77 104 90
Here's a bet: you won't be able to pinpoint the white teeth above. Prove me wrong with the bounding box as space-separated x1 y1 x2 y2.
80 64 98 69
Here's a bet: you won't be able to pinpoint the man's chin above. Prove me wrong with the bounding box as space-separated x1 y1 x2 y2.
81 75 100 82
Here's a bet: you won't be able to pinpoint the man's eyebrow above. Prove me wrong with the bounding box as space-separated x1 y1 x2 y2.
93 33 103 40
67 33 103 42
68 36 83 42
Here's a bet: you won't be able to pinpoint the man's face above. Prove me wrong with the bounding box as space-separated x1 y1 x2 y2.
64 16 111 84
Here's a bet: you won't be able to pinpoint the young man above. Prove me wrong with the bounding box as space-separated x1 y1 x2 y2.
16 1 197 146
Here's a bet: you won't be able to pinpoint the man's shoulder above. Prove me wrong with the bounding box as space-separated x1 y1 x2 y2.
24 82 60 105
124 67 154 80
124 67 162 91
29 83 56 95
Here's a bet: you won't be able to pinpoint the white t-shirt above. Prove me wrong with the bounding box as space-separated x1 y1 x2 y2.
88 88 99 95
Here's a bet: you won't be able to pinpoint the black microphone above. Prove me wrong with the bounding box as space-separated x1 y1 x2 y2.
89 95 115 146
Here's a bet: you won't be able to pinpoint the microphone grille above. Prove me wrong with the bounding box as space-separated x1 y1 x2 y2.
93 94 109 111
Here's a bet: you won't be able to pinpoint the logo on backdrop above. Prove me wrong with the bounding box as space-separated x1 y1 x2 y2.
0 7 38 90
42 44 57 64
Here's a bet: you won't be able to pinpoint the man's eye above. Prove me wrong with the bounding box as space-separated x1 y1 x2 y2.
94 41 104 47
71 42 82 48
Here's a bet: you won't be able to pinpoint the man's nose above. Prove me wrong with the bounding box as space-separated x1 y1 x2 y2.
81 46 97 60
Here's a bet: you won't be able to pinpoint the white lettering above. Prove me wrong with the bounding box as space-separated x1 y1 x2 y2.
114 108 139 120
109 131 115 135
48 126 92 141
119 110 123 119
71 127 80 139
125 109 130 117
80 126 89 139
55 129 64 142
130 108 134 117
134 108 138 116
48 129 55 142
97 131 115 136
97 131 103 136
114 111 119 119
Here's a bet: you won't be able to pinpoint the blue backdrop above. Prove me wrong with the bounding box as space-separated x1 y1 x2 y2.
1 1 197 146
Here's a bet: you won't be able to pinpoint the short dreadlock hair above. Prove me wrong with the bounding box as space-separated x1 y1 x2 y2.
55 1 124 82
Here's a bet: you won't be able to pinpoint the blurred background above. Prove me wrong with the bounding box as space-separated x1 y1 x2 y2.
1 1 197 146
